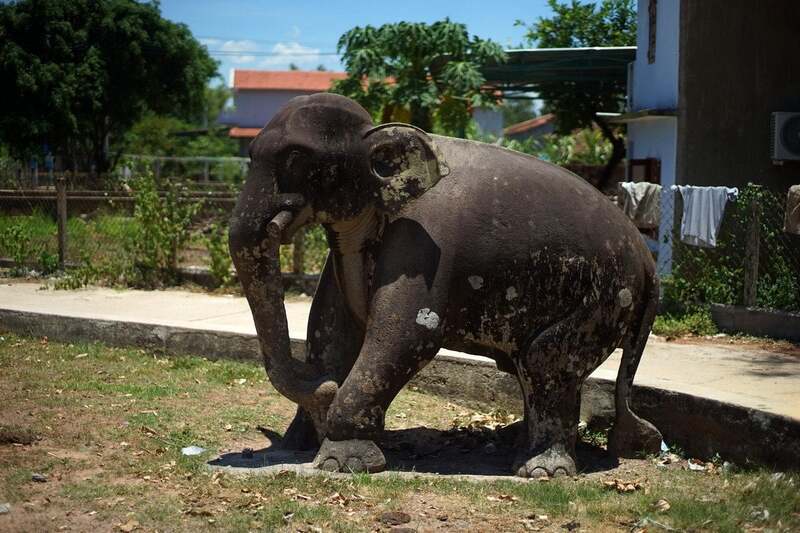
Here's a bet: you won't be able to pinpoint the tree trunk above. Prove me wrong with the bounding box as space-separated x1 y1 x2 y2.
594 117 625 192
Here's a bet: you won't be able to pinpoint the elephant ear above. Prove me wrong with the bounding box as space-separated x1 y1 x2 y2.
363 123 450 213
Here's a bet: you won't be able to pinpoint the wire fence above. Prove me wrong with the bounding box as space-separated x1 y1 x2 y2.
655 184 800 313
0 168 328 288
2 161 799 316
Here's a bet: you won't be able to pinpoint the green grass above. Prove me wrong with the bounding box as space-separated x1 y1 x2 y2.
1 331 798 532
653 309 718 337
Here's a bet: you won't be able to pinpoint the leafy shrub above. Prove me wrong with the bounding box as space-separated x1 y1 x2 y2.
205 222 233 287
303 225 329 273
0 223 30 267
128 170 202 286
475 128 614 167
653 311 717 338
662 184 800 313
38 250 59 274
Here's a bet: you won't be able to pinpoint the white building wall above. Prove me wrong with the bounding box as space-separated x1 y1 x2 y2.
631 0 680 110
628 0 681 276
222 89 312 128
628 118 678 275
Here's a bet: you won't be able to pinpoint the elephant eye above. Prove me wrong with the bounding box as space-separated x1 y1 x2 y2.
371 147 401 179
284 150 303 172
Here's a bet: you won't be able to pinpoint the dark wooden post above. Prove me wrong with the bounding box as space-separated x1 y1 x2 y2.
56 174 68 269
292 228 305 276
743 198 761 307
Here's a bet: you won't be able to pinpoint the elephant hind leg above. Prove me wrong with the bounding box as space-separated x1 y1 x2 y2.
512 308 607 478
608 277 662 457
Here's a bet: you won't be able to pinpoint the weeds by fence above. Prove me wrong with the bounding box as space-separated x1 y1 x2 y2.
0 169 328 289
660 184 800 315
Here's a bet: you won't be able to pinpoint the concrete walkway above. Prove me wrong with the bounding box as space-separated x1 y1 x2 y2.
1 281 798 420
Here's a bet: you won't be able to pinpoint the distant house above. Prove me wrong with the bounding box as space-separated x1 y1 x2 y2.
615 0 800 274
221 69 505 154
221 70 347 155
503 114 555 142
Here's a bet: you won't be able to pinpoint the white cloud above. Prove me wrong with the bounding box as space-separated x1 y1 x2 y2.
221 39 260 64
259 41 321 68
199 37 221 47
289 25 301 40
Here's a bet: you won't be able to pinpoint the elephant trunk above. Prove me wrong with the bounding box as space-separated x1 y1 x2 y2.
229 177 337 413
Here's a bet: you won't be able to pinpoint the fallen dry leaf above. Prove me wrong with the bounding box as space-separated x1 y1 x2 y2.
603 479 643 493
654 499 671 513
118 519 139 532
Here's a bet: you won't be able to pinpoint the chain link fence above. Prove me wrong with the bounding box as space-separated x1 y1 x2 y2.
656 184 800 314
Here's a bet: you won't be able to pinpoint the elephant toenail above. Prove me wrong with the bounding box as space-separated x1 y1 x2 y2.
319 458 340 472
345 457 365 472
529 467 550 479
552 467 569 477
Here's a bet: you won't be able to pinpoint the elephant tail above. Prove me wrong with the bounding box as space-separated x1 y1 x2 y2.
608 272 663 456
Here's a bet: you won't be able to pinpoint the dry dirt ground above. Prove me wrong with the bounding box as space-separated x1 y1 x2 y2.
0 332 798 532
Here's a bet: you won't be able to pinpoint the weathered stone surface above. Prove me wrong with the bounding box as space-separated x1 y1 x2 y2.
312 438 386 473
711 304 800 341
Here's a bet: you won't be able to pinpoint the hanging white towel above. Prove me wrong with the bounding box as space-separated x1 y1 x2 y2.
673 185 739 248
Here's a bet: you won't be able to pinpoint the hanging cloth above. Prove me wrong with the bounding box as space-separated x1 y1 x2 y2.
673 186 739 248
784 185 800 235
618 182 662 229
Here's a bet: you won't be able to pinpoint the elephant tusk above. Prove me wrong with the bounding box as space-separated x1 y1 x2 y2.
267 210 295 237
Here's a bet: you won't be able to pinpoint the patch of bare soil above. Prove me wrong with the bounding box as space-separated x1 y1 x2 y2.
663 334 800 357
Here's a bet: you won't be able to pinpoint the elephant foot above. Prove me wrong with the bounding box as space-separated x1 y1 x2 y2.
312 438 386 473
514 444 576 479
608 412 662 458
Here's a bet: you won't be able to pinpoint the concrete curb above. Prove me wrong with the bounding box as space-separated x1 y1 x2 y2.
1 307 798 470
711 303 800 341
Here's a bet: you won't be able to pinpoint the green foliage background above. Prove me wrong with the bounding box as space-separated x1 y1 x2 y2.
0 0 218 171
332 19 506 136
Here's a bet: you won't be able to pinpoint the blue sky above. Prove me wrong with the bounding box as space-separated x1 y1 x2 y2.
160 1 555 85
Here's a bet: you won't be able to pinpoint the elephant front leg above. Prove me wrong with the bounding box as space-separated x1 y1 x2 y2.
312 287 446 472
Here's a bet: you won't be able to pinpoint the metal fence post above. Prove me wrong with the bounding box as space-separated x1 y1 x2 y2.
743 197 761 307
292 229 305 276
56 174 68 269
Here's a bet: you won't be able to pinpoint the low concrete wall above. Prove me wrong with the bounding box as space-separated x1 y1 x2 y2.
2 308 798 470
711 304 800 341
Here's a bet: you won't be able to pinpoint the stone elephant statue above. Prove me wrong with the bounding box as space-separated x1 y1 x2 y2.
228 93 662 478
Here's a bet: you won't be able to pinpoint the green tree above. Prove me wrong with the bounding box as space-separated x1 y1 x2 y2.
0 0 217 172
517 0 636 188
332 19 506 136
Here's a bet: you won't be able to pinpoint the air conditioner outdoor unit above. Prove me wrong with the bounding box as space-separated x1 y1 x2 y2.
771 112 800 161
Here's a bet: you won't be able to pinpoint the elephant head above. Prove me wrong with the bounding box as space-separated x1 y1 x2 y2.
228 93 449 419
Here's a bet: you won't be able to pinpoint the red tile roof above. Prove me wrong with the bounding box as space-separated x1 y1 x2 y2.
233 70 348 92
229 127 262 138
503 113 555 136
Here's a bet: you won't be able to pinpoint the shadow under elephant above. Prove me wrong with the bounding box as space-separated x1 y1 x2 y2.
208 424 619 478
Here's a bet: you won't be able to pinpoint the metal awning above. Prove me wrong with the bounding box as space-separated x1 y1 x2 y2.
482 47 636 93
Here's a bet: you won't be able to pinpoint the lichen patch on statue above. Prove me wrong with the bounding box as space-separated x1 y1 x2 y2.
415 308 440 330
